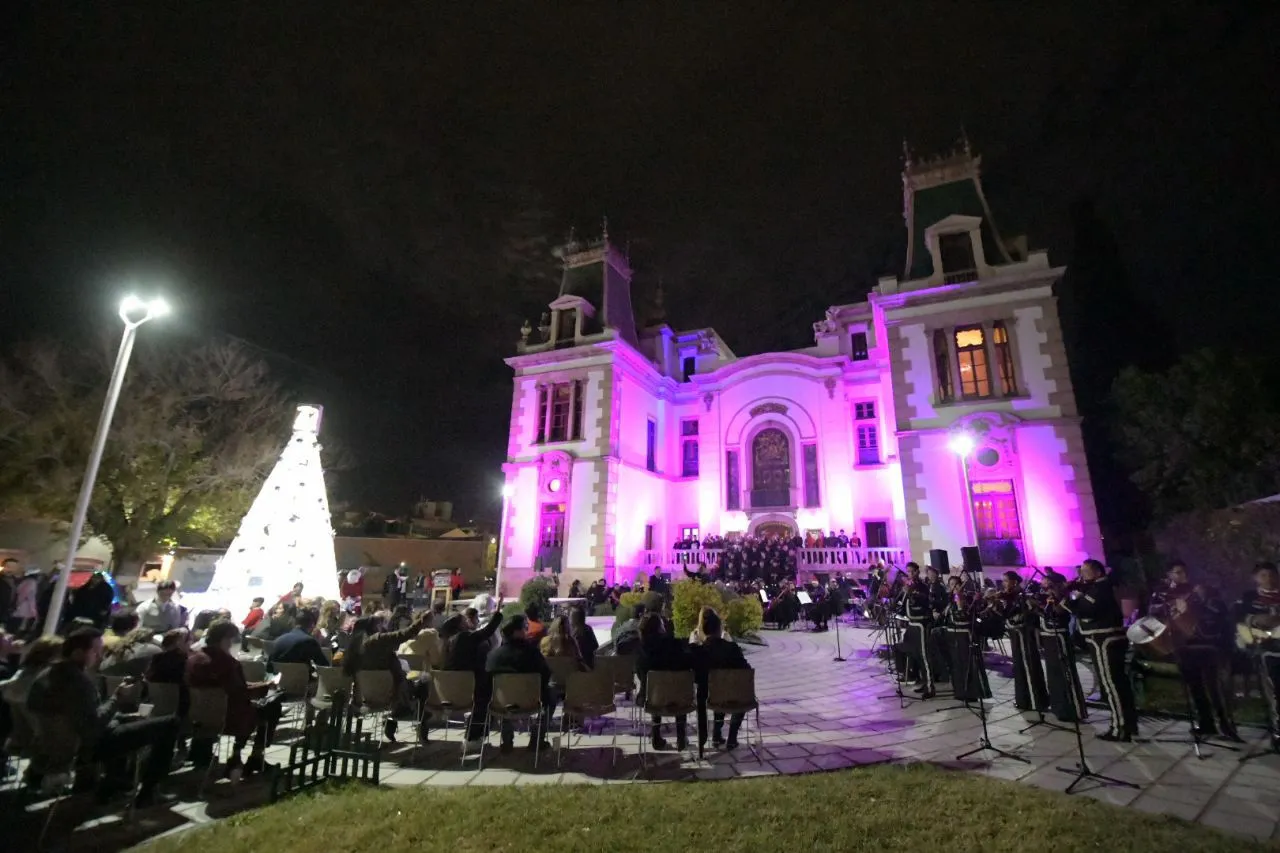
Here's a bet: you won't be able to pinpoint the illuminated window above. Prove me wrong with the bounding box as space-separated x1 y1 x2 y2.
850 332 869 361
681 419 699 477
536 380 585 443
680 525 700 541
933 329 954 403
646 418 657 472
856 424 879 466
954 325 992 398
854 401 875 420
802 444 820 508
864 521 889 548
725 450 740 510
992 320 1017 394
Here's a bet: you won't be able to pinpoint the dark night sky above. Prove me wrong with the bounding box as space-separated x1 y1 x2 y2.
3 4 1278 523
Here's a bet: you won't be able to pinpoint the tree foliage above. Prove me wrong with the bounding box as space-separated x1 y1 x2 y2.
1110 349 1280 519
1153 502 1280 597
0 337 297 569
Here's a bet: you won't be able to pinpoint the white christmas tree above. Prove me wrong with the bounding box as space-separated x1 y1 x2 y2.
194 404 340 616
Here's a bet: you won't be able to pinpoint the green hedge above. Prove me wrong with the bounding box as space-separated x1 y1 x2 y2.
671 580 726 637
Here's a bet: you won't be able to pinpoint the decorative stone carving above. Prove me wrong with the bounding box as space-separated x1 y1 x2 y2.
538 450 573 496
749 402 788 417
824 377 837 399
703 392 714 412
519 319 532 344
812 319 838 338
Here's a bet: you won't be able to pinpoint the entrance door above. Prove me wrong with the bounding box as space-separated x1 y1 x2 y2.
754 520 795 540
538 503 565 573
969 480 1026 566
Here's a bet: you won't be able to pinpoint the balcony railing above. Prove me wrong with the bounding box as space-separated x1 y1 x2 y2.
637 546 909 576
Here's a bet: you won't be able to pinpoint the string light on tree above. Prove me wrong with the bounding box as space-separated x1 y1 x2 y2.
196 404 340 614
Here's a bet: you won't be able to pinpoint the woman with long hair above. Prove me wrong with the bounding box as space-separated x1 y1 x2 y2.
539 614 582 662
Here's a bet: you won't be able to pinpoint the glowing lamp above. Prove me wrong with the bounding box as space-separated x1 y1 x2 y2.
948 433 975 457
501 483 514 498
548 478 563 493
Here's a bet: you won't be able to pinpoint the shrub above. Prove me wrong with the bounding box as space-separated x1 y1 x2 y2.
611 591 646 639
671 580 725 637
518 575 557 618
725 594 764 640
591 602 616 618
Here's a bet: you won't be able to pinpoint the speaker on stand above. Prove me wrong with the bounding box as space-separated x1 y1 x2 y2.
928 549 950 575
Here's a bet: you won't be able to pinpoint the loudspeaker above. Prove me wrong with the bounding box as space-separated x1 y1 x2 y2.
960 546 983 574
928 548 950 574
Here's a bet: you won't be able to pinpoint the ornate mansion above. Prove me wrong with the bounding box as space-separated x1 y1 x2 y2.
496 146 1103 592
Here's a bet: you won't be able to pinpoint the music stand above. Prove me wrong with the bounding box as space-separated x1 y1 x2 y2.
1238 651 1276 765
955 600 1028 765
1052 626 1139 794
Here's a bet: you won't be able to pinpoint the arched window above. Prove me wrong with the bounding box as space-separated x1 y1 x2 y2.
750 427 792 508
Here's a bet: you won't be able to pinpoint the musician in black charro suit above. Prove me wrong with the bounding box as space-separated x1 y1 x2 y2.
1040 572 1088 723
1154 562 1239 741
900 562 935 698
993 571 1049 712
942 586 991 702
1061 559 1138 741
1236 562 1280 753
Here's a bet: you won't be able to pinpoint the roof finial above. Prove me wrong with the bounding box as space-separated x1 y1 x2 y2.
902 138 912 165
601 215 609 242
959 125 971 157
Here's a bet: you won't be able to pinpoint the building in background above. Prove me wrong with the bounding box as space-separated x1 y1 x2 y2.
498 144 1103 592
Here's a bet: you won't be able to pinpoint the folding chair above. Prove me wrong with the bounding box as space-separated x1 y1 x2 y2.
558 669 617 767
599 654 638 730
29 714 81 847
640 670 696 767
240 658 268 683
705 668 762 760
273 661 313 728
481 673 544 769
354 670 398 750
187 688 229 795
398 653 426 678
422 670 476 767
145 681 182 718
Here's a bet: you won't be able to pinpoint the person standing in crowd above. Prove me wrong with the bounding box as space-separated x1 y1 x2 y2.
384 566 409 611
484 615 552 753
1155 562 1239 740
901 562 936 698
691 607 752 750
1063 559 1137 741
0 557 20 631
1236 561 1280 753
1040 572 1088 723
137 580 183 633
27 626 179 805
993 571 1049 712
69 572 115 628
241 597 266 633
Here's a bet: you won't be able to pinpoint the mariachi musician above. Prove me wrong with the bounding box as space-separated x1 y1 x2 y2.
992 571 1049 712
1061 559 1138 742
1040 572 1088 723
943 581 991 702
925 566 952 681
900 562 936 698
1154 562 1239 740
1235 561 1280 753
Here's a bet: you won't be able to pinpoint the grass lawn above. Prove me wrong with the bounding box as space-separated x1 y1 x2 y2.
140 764 1273 853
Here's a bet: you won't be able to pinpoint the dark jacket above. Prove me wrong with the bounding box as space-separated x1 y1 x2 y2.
269 628 329 670
186 645 258 738
485 637 552 701
444 613 503 677
146 648 190 716
27 660 115 749
343 617 427 683
572 624 599 668
636 634 692 702
691 636 751 703
1064 577 1125 634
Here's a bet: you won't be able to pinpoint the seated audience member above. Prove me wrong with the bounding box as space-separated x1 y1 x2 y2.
269 608 330 669
690 607 751 750
241 597 266 632
441 605 504 744
146 628 192 717
342 609 431 741
612 604 646 655
524 603 547 643
569 606 599 668
485 615 552 753
0 635 63 783
316 600 344 644
186 620 282 777
103 612 139 653
27 627 178 805
253 600 298 640
636 612 692 751
99 627 162 677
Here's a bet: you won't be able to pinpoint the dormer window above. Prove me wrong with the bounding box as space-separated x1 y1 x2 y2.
938 232 977 284
553 309 577 346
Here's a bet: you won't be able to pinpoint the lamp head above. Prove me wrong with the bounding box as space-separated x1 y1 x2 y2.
501 484 515 499
119 294 170 326
948 433 975 457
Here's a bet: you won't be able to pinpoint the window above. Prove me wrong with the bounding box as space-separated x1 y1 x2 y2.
864 521 889 548
555 310 576 343
680 525 699 541
856 424 879 466
536 380 585 443
682 356 696 381
643 524 654 551
854 401 875 421
933 329 954 403
802 444 820 508
850 332 869 361
992 320 1017 394
954 325 992 399
970 479 1026 567
645 417 657 472
539 503 565 549
725 450 740 510
680 419 699 477
938 232 977 283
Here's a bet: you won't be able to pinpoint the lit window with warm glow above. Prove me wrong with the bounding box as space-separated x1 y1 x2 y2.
954 325 992 398
992 320 1017 394
536 380 585 443
933 328 954 403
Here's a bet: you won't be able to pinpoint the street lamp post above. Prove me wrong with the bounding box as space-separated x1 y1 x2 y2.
44 295 169 634
948 432 977 548
494 482 514 596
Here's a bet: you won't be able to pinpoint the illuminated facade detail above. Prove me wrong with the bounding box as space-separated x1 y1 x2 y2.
497 147 1103 591
197 404 340 613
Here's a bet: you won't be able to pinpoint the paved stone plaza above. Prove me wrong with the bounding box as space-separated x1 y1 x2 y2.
11 623 1280 848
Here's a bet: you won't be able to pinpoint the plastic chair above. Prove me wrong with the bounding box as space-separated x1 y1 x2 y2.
481 673 544 769
640 670 696 767
187 687 229 795
273 661 312 728
354 670 397 749
422 670 476 767
145 681 182 718
311 666 353 710
705 668 762 759
557 669 617 766
545 655 581 689
598 654 639 730
28 714 81 847
240 658 268 683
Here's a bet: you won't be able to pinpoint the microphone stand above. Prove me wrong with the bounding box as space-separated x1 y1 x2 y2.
1238 650 1275 764
833 595 847 662
1053 615 1138 794
956 596 1028 764
1015 604 1067 735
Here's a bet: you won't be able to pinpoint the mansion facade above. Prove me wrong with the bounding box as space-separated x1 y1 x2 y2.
496 146 1103 592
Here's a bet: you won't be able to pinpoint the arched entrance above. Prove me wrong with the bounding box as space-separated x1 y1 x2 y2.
751 427 792 508
752 519 796 539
